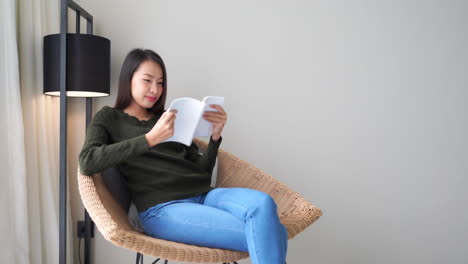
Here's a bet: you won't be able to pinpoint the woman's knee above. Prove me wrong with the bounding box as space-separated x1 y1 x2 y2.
260 192 278 209
246 189 278 211
207 187 278 217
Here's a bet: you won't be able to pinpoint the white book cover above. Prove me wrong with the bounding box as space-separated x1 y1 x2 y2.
161 96 225 146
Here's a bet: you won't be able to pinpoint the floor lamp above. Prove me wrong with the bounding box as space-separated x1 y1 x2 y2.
43 1 110 264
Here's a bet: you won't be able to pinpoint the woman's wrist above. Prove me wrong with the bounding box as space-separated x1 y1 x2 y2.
145 133 158 147
211 134 221 142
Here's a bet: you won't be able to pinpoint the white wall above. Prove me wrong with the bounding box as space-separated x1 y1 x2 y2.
67 0 468 263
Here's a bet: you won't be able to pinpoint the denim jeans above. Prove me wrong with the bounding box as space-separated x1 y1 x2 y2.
138 187 288 264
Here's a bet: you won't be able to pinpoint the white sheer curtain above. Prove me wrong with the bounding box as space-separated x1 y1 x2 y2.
0 0 29 262
0 0 73 263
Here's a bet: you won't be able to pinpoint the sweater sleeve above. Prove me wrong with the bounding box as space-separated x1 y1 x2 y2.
187 135 223 175
78 107 152 175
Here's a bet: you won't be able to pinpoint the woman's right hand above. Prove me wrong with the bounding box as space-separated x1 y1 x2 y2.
145 109 178 147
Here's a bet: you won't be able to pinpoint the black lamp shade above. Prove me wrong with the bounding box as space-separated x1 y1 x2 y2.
43 33 111 97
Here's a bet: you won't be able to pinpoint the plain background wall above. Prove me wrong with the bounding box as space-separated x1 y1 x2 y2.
64 0 467 263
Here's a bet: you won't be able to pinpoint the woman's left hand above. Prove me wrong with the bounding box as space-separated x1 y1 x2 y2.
202 104 227 141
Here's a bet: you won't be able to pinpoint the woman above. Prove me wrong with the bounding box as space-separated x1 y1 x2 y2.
79 48 288 264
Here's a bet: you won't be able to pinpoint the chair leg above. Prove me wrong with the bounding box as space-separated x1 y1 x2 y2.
135 252 143 264
151 257 169 263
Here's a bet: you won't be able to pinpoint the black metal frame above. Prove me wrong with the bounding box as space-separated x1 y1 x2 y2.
135 253 239 264
59 1 95 264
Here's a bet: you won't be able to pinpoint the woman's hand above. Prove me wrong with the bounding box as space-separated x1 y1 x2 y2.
145 109 178 147
202 104 227 141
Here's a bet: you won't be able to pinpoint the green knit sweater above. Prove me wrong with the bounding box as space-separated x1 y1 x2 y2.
78 106 221 212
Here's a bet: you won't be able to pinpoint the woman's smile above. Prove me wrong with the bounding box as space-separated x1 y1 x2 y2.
146 96 157 102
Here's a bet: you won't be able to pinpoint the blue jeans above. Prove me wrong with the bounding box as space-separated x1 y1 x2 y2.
138 187 288 264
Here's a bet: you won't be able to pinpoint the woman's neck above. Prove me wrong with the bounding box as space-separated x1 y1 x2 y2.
123 104 154 121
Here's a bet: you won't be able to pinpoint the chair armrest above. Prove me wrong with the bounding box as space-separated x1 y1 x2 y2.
193 139 321 212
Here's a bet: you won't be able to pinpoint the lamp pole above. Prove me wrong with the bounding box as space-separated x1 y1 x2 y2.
59 1 96 264
58 1 68 264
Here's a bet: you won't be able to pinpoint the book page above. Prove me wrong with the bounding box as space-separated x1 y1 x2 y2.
162 97 204 146
193 96 225 137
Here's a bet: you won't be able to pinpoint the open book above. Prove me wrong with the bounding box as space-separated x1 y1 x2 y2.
161 96 225 146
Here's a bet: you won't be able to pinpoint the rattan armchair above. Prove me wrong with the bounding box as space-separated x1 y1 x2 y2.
77 138 322 263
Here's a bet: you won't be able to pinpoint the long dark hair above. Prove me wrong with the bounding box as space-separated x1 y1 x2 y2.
114 48 167 115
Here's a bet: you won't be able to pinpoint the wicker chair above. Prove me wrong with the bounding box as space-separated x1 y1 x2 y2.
78 138 322 263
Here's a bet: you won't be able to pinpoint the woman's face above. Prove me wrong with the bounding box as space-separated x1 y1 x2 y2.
129 60 164 110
